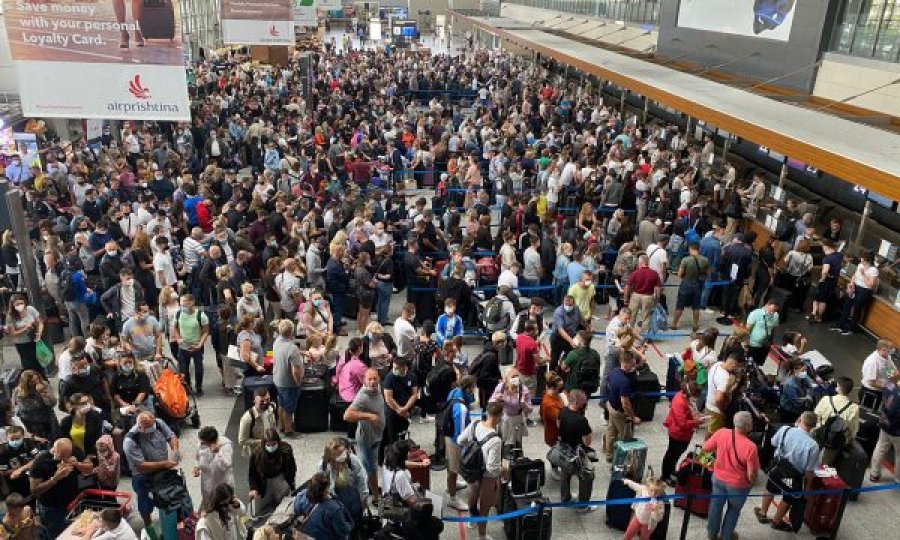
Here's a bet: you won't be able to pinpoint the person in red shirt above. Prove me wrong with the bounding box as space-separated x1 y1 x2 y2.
702 411 760 540
625 254 661 330
515 321 541 425
661 379 705 483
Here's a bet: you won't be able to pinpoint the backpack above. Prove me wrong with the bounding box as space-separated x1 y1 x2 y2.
476 257 499 282
684 219 701 246
459 421 499 483
483 297 510 332
574 347 602 395
649 303 669 334
60 269 77 302
440 397 464 439
814 397 851 450
879 385 900 435
426 363 452 397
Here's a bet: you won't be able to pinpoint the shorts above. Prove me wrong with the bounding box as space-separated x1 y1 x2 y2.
766 477 801 503
446 438 461 475
676 281 702 310
277 386 301 414
815 278 836 303
132 473 154 515
358 441 380 476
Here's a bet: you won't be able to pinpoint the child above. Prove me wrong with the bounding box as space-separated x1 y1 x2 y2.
451 335 469 373
623 476 667 540
2 493 39 540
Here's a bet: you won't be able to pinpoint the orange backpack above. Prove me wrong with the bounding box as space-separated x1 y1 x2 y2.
154 368 188 418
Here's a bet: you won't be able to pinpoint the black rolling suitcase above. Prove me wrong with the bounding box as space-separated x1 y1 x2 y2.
835 440 867 501
499 483 552 540
508 457 546 498
140 0 176 40
856 407 880 457
633 366 661 421
605 468 635 531
295 382 328 433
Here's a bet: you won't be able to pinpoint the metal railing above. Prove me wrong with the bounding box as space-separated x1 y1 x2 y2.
502 0 661 26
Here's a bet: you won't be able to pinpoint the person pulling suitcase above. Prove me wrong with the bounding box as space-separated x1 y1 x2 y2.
557 390 596 512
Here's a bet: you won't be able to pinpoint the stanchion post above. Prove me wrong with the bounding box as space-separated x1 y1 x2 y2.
679 494 693 540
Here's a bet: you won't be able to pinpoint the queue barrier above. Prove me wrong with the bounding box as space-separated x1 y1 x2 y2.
408 280 732 292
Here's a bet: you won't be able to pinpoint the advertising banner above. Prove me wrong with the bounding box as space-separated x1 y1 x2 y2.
317 0 341 8
293 0 316 28
677 0 797 42
2 0 190 120
221 0 294 45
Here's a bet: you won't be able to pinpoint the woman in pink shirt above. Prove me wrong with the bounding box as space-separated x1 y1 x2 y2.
702 410 760 540
335 338 367 403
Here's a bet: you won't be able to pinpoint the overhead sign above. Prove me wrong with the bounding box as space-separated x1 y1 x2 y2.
677 0 796 42
293 0 316 27
2 0 190 120
221 0 294 45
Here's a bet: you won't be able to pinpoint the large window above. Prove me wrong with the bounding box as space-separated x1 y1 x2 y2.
831 0 900 62
502 0 661 26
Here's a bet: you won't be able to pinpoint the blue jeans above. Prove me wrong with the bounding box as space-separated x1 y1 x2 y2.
376 281 393 324
707 476 749 540
177 345 204 391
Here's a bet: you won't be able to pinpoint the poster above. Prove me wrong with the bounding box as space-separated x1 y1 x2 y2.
317 0 340 7
221 0 294 45
293 0 317 28
676 0 797 41
2 0 190 120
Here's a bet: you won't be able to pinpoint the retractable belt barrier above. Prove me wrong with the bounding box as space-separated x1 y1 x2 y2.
409 280 732 292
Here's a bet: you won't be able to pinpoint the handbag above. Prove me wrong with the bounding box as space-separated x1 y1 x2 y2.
764 427 802 492
547 443 583 476
35 340 54 368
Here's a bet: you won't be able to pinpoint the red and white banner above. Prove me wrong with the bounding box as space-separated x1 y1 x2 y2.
221 0 294 45
2 0 190 120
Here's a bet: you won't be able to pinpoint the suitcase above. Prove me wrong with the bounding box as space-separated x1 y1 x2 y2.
766 286 791 323
140 0 176 40
295 382 328 433
673 456 713 517
605 469 635 531
633 368 660 421
0 368 22 398
835 440 867 502
509 457 546 498
665 355 681 398
329 395 352 435
803 473 847 534
408 447 431 491
498 339 514 366
499 484 552 540
856 407 880 457
611 438 647 482
242 375 278 411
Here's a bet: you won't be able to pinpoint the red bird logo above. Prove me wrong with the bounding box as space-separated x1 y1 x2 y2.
128 75 151 100
269 24 280 37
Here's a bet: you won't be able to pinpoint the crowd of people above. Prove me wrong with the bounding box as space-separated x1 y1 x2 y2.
0 29 898 540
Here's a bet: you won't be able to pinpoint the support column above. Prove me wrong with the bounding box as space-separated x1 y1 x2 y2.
619 89 626 113
856 199 872 249
722 136 731 160
685 116 693 143
642 98 650 123
778 163 788 188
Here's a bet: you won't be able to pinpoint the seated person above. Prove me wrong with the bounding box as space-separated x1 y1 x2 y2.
62 354 111 419
2 493 39 539
59 393 108 458
294 472 354 540
111 353 153 424
92 508 138 540
0 426 40 501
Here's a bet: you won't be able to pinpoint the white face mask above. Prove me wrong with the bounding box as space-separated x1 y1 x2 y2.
509 377 520 387
14 304 25 312
335 451 348 463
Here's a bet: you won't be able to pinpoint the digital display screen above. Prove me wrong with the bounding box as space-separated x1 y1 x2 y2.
786 157 806 170
868 190 896 209
401 26 416 37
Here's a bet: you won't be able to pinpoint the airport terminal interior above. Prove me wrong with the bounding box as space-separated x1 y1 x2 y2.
1 0 900 539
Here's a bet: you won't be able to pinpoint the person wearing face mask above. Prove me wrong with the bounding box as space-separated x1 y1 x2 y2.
93 434 121 490
111 353 152 420
312 438 369 528
557 390 596 510
550 295 583 374
272 320 304 436
381 357 419 462
489 368 533 451
193 426 235 511
0 426 40 502
62 354 112 419
99 240 126 292
122 411 180 527
435 298 464 349
120 302 164 363
12 369 56 440
196 484 247 540
778 359 815 425
443 375 477 511
238 388 277 457
248 429 296 515
60 392 107 457
100 268 146 335
30 438 94 536
344 369 386 501
4 294 45 375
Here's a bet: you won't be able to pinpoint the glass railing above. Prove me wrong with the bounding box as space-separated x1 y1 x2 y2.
502 0 661 26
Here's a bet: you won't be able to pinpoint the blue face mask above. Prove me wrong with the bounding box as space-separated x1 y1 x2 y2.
143 425 157 435
8 439 22 450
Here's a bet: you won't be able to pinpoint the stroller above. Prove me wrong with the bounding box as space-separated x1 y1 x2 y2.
153 357 201 433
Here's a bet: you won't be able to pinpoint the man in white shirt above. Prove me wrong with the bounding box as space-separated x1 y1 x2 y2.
706 353 742 435
860 340 899 409
153 237 177 289
394 303 418 361
182 228 206 273
546 168 561 214
498 263 520 292
647 234 670 284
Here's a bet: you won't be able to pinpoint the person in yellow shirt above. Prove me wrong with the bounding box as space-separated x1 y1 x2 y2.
567 270 596 325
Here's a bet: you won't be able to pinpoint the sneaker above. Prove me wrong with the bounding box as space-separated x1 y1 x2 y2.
841 330 853 336
576 506 597 514
447 496 468 511
550 468 560 481
456 478 468 490
467 521 477 530
421 415 434 423
829 326 842 332
525 418 537 428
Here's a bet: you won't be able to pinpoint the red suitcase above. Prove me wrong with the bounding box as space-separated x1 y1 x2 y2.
803 473 847 534
408 448 431 491
673 457 713 517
